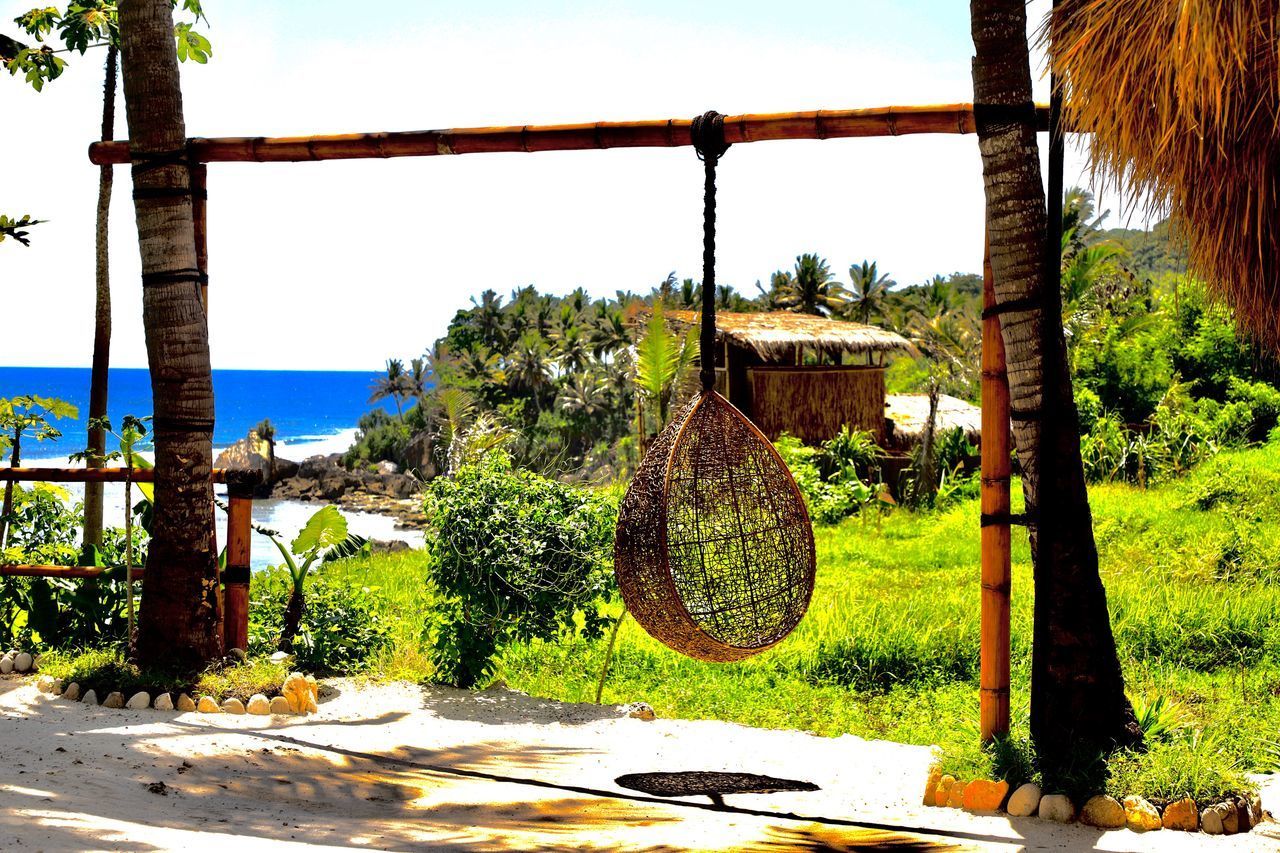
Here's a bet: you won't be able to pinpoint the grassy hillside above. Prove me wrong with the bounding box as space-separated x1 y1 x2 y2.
326 441 1280 800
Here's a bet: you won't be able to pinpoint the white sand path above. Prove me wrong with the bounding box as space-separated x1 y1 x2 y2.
1 676 1276 851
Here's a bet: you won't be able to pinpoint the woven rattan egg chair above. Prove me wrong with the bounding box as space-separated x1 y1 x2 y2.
614 112 817 663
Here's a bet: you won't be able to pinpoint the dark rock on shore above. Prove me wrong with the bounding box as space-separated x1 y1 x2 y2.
270 454 427 530
215 431 298 497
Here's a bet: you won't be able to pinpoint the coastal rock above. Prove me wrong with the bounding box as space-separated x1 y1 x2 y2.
125 691 151 710
1080 795 1126 828
82 689 98 706
14 651 33 672
214 430 298 491
1162 797 1198 831
1006 783 1041 817
962 779 1008 813
220 698 246 715
62 682 80 701
946 781 967 808
196 696 220 713
374 460 400 475
1202 807 1224 835
923 769 942 806
1038 794 1075 823
1123 796 1162 832
153 693 174 711
272 453 426 529
933 775 956 808
405 431 438 479
102 691 125 709
246 694 271 715
269 696 292 715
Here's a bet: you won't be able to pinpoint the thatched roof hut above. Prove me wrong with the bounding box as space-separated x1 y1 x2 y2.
661 310 910 444
885 393 981 449
667 310 910 362
1049 1 1280 347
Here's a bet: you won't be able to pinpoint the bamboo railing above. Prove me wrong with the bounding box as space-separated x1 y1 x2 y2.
88 104 1050 165
0 467 258 650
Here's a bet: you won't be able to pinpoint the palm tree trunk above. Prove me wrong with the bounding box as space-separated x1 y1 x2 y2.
970 0 1139 765
83 45 119 552
278 585 305 651
119 0 221 670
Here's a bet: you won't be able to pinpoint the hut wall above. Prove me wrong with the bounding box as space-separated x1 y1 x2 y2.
747 365 885 443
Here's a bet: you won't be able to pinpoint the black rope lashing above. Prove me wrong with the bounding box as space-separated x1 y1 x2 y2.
690 110 730 393
1009 406 1042 422
980 295 1040 320
131 185 206 201
151 415 215 433
141 268 208 288
222 565 251 584
972 101 1039 135
129 148 190 175
980 512 1034 528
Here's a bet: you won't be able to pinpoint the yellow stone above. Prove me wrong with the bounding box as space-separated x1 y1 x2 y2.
176 693 196 712
1080 795 1126 828
269 696 292 715
282 672 318 715
923 769 942 806
1123 796 1162 832
962 779 1009 813
947 781 967 808
196 696 220 713
1162 797 1198 831
933 775 956 807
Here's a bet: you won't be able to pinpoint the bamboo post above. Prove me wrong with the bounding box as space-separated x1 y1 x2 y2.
224 483 253 653
191 161 208 313
980 233 1012 742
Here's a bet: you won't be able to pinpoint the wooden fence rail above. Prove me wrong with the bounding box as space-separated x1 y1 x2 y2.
0 467 257 650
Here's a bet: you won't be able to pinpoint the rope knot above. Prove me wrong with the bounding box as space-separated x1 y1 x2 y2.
691 110 730 162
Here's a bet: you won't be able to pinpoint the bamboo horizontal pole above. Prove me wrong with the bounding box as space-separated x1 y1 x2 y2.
0 467 250 484
88 103 1051 165
0 564 144 580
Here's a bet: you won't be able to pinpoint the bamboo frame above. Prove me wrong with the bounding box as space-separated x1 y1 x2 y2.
0 565 144 579
87 104 1049 165
223 491 252 651
979 234 1012 741
0 467 240 483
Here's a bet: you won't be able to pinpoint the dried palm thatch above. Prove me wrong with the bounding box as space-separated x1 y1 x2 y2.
668 310 910 362
1048 0 1280 346
615 391 816 662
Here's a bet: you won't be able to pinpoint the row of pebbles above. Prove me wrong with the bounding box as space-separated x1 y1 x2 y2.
36 673 318 716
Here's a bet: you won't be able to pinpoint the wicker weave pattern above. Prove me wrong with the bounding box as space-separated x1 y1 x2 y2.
615 391 816 662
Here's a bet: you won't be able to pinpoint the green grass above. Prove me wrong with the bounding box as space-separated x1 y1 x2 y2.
314 443 1280 802
40 647 290 702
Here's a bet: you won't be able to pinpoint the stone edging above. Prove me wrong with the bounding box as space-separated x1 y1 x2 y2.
924 768 1268 835
34 671 320 717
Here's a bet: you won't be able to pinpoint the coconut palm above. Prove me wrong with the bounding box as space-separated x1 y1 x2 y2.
776 254 849 317
369 358 409 419
972 0 1140 761
508 333 553 409
634 303 697 432
120 0 222 669
254 418 276 479
846 260 896 324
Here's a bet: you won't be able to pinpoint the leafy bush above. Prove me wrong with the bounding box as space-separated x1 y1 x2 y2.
342 408 419 470
249 567 392 673
774 434 876 524
422 452 616 687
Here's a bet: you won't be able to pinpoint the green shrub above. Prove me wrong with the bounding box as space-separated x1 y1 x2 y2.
774 433 876 524
342 408 417 470
249 567 392 673
423 453 616 687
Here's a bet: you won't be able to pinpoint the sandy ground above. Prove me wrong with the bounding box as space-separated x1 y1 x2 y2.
1 676 1277 852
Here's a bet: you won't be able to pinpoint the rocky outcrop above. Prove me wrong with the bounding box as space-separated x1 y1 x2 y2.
270 454 426 530
215 429 298 495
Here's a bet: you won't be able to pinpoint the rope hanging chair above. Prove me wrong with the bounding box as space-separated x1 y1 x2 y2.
614 112 817 663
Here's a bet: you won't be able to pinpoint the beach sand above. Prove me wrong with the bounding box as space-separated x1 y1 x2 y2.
2 676 1274 851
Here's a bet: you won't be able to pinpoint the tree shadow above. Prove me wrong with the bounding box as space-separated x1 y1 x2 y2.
420 683 624 726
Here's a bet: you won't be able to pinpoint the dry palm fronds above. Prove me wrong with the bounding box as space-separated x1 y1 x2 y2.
1048 0 1280 346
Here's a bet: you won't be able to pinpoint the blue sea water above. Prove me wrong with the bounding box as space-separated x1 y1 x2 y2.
0 366 399 460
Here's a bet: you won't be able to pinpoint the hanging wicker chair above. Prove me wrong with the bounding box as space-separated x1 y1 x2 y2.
614 111 817 662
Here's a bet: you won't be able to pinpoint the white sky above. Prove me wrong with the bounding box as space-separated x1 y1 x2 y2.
0 0 1139 371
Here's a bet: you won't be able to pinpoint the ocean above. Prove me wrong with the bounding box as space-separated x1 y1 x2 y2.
0 366 399 459
0 366 423 569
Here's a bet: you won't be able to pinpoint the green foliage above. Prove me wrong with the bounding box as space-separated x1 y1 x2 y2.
342 408 415 470
633 302 696 430
774 431 883 525
39 645 290 702
0 213 44 245
422 453 617 687
249 567 392 673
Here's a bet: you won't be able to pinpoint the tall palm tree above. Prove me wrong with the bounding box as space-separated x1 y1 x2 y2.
846 260 895 324
405 357 431 409
776 254 849 316
508 333 553 410
369 358 408 419
120 0 221 669
971 0 1139 763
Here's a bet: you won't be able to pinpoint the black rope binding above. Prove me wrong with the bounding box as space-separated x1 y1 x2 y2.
690 111 730 393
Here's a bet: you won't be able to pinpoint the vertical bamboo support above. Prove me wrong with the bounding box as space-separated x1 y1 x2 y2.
224 486 252 652
191 162 208 313
980 233 1012 741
